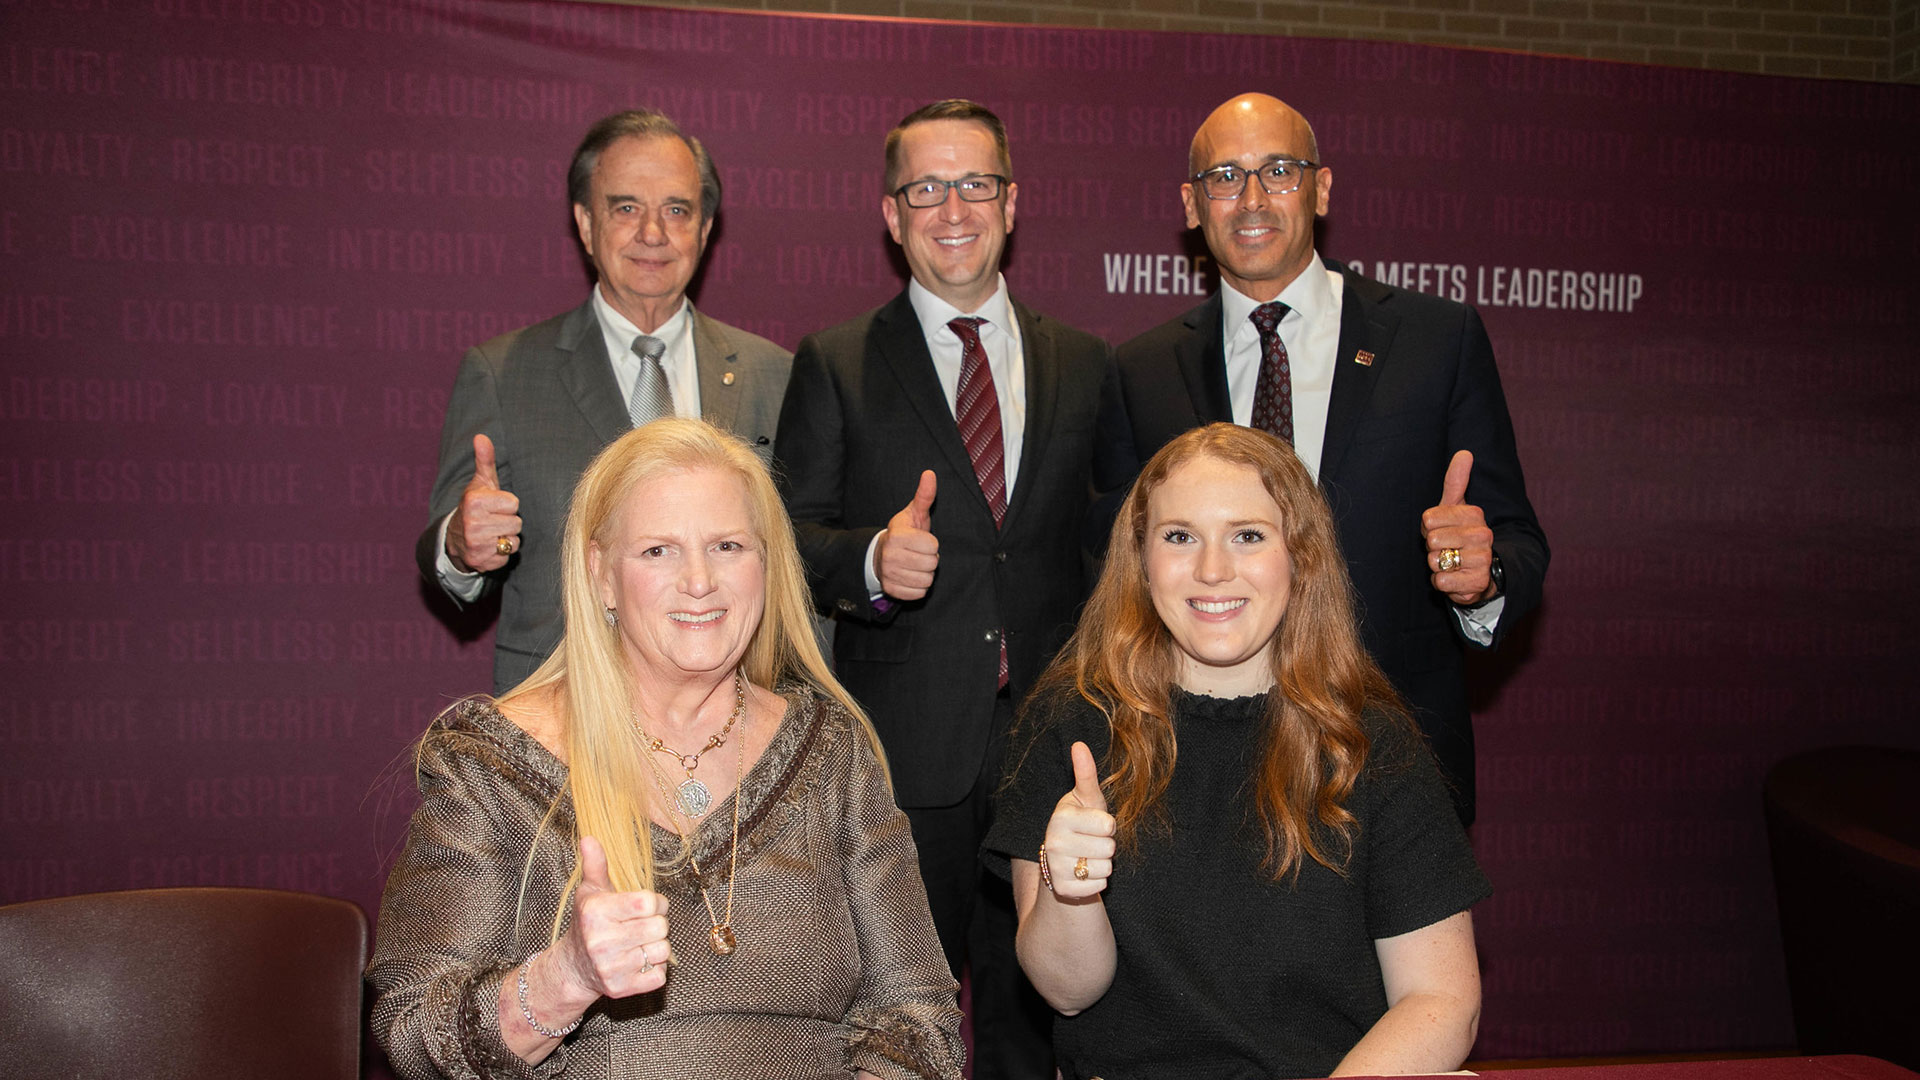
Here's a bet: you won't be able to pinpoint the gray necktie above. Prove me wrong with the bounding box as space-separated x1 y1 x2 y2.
627 334 673 427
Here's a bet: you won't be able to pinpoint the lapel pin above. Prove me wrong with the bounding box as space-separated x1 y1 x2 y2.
722 371 736 386
1354 350 1375 366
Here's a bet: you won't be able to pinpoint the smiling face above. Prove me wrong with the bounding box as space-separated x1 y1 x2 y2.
1144 455 1293 697
1182 94 1330 303
572 134 713 332
590 466 765 685
881 118 1016 312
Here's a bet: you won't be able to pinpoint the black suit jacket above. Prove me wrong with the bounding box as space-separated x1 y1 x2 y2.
775 292 1129 808
1113 261 1548 823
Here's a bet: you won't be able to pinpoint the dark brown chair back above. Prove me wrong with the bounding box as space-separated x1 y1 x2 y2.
1763 745 1920 1071
0 887 367 1080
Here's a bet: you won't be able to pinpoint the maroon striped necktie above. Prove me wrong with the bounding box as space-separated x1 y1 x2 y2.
1249 301 1295 446
949 317 1007 526
948 316 1009 689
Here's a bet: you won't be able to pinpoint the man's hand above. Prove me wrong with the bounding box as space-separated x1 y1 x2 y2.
874 470 939 601
1420 450 1496 606
446 434 522 574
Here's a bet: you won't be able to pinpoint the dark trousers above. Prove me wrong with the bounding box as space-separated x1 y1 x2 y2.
902 692 1053 1080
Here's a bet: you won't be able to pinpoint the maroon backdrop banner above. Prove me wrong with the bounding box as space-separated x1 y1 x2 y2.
3 0 1916 1062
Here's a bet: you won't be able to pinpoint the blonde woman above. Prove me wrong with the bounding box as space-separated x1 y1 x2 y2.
986 424 1488 1079
370 418 962 1079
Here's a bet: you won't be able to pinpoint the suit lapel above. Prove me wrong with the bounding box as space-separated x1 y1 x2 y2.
690 308 743 432
999 300 1058 534
874 294 986 515
1318 266 1396 483
557 300 630 445
1179 292 1233 425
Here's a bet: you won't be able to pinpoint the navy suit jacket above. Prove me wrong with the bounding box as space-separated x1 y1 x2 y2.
1113 261 1548 824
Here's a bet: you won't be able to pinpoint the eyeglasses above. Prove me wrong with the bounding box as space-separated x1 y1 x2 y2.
893 174 1009 208
1191 159 1320 200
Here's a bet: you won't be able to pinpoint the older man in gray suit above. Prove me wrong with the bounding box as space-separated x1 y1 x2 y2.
417 110 791 694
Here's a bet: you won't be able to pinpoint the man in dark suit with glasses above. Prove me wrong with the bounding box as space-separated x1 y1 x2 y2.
774 99 1130 1080
1111 92 1549 828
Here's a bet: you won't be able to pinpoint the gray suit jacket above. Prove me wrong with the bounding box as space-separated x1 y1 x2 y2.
416 297 791 694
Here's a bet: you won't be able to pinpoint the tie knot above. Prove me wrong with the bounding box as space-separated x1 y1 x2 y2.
633 334 666 363
1249 302 1290 335
948 316 985 345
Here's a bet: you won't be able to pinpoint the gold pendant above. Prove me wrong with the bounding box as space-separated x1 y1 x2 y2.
708 924 737 955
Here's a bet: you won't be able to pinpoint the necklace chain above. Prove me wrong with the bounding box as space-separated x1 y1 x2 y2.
635 673 746 956
633 675 747 818
636 675 745 772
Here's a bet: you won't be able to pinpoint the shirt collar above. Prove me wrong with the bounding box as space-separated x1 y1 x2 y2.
1221 252 1333 343
907 274 1013 340
592 285 691 357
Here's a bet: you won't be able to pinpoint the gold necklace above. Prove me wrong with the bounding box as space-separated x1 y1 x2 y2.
640 688 745 956
632 674 745 817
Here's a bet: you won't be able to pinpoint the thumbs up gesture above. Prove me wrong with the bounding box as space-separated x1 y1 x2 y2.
1420 450 1496 606
874 470 940 601
550 836 673 1002
1041 741 1117 900
446 433 523 573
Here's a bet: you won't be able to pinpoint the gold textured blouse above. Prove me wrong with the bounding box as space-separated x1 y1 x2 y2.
367 690 964 1080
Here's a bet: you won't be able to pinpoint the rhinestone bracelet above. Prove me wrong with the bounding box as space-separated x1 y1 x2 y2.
516 952 584 1039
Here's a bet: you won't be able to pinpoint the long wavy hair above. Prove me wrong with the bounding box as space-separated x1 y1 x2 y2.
497 418 882 931
1029 423 1405 880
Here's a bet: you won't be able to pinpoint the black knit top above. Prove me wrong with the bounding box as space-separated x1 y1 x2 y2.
984 689 1490 1080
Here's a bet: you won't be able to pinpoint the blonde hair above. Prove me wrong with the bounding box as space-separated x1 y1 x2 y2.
1024 424 1403 880
500 418 881 931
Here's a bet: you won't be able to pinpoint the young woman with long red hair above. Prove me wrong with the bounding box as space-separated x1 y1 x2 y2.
986 423 1488 1079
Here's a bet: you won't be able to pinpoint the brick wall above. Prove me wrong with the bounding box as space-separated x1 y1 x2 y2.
642 0 1916 82
1895 0 1918 79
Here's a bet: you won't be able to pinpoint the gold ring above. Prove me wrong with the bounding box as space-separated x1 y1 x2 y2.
496 536 515 556
1073 857 1089 880
1437 547 1461 572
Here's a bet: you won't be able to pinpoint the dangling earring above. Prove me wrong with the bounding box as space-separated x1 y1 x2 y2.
603 606 619 628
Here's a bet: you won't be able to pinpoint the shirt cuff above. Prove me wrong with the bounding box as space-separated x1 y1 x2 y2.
435 513 489 602
1452 595 1504 646
864 530 886 602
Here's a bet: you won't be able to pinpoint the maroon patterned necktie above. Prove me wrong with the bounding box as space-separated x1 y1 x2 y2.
949 317 1007 526
1248 301 1295 446
948 316 1010 689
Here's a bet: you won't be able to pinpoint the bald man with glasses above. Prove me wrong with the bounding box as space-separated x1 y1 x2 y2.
1110 93 1549 828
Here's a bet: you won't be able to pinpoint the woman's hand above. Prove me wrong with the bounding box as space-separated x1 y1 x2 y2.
551 834 674 1001
499 835 674 1062
1011 740 1120 1014
1040 741 1116 900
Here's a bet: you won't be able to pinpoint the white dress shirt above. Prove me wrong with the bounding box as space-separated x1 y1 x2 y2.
865 275 1027 597
1219 255 1342 482
1219 253 1502 641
